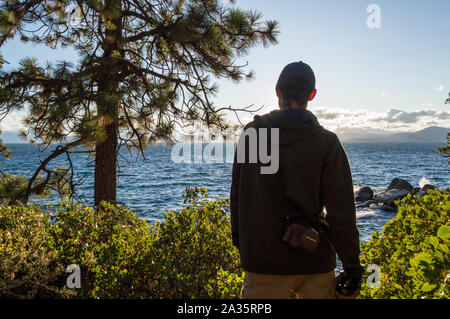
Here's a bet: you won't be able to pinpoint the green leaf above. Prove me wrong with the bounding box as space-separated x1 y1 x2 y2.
421 282 436 292
434 250 444 262
411 253 433 267
439 243 449 254
393 283 403 290
437 225 450 241
428 236 439 249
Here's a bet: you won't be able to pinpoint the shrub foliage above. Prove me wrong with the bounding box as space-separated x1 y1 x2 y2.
0 187 243 298
360 190 449 299
2 188 448 299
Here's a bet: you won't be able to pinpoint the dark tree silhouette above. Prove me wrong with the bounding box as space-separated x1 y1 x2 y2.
438 92 449 162
0 0 278 205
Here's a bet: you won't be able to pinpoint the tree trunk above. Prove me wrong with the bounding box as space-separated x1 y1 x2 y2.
94 112 118 206
94 0 122 207
94 70 120 206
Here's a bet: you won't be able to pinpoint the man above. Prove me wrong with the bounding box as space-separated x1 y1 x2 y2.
230 61 363 299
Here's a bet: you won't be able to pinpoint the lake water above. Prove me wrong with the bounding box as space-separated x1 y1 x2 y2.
1 142 448 242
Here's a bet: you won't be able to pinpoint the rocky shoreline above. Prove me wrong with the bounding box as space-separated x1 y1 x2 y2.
354 177 439 212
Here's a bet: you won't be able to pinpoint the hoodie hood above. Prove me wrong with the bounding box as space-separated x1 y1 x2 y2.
252 108 324 145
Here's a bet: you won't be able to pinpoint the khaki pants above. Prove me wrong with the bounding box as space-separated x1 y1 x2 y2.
241 270 336 299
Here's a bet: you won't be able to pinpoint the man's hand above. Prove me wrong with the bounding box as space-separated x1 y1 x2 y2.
335 271 361 299
336 288 360 299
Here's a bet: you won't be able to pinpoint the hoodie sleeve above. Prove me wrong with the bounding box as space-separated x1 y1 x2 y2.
320 134 364 280
230 151 240 250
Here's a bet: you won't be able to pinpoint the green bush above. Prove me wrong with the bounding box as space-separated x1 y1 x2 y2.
360 190 450 299
0 187 243 299
2 187 449 299
147 187 242 298
0 205 66 298
48 201 155 298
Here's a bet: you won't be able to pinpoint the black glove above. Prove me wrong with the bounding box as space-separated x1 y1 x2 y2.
335 270 362 297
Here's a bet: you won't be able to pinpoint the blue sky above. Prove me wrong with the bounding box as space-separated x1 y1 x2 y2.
214 0 450 130
1 0 449 138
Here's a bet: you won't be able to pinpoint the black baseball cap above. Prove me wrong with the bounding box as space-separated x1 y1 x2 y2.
276 61 316 94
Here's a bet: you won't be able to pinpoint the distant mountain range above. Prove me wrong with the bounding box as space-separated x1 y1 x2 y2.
1 126 449 144
336 126 450 143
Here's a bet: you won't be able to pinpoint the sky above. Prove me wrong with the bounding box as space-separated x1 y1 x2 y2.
0 0 449 141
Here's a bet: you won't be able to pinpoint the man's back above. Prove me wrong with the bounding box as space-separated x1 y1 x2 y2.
230 108 363 278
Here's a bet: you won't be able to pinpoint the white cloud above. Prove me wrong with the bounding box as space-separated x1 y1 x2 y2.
0 111 25 132
434 84 444 91
380 91 387 96
2 106 450 142
309 106 450 132
377 109 450 124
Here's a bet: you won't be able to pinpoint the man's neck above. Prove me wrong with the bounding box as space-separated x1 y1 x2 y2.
279 104 307 110
278 98 307 110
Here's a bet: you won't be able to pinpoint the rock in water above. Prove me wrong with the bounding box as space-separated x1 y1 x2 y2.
374 191 384 199
364 200 376 207
374 189 411 207
379 204 397 213
356 200 375 209
386 178 414 192
355 186 374 202
420 184 439 193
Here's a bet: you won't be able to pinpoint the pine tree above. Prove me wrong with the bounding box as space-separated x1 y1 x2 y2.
0 0 278 205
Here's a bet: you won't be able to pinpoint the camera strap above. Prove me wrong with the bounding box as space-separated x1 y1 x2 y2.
276 156 324 234
261 115 325 234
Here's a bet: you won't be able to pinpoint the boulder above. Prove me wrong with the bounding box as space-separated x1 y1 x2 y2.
364 200 376 207
374 192 384 199
384 198 399 209
355 186 374 202
420 184 438 193
386 178 414 192
356 200 375 209
379 204 397 213
374 189 411 207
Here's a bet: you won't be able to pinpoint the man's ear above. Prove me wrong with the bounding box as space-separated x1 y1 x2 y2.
309 89 317 101
276 85 282 98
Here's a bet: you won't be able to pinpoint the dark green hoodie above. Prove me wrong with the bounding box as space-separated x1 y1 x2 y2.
230 108 364 279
